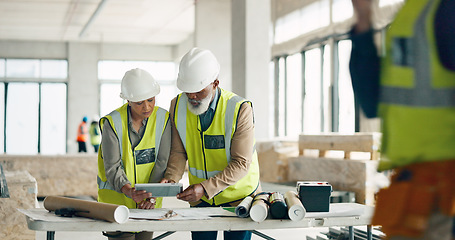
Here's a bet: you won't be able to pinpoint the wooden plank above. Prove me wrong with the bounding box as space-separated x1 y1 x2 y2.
298 133 381 160
0 163 9 198
287 156 381 205
299 133 381 152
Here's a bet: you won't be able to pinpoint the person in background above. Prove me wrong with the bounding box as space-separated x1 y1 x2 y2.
76 116 88 153
97 68 171 240
350 0 455 239
89 115 101 153
161 47 261 240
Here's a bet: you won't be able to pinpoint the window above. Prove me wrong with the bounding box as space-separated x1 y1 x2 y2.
6 83 40 154
40 83 67 154
332 0 353 23
98 60 178 117
337 40 355 133
271 0 400 138
274 0 330 44
303 48 322 134
277 58 286 136
1 59 68 154
285 53 302 137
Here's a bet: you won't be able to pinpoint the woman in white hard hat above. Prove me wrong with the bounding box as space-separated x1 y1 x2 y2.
161 47 261 240
97 68 171 240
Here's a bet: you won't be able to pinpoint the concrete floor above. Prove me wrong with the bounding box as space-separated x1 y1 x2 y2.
35 176 329 240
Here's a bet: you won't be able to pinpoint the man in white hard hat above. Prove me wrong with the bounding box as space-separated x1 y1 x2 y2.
97 68 171 240
161 47 261 240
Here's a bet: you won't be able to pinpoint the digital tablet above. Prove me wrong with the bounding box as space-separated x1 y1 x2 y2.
134 183 183 197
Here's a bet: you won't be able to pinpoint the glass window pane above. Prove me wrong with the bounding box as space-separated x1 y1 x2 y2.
0 84 4 152
274 0 330 44
98 61 130 80
379 0 404 7
156 84 177 111
40 83 67 154
332 0 353 23
149 62 176 81
322 45 331 132
269 60 276 138
0 59 5 78
6 83 39 154
303 48 322 133
338 40 355 133
6 59 40 78
285 53 302 137
100 83 124 117
278 58 286 137
41 60 68 79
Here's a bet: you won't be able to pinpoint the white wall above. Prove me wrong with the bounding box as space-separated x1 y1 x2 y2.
0 40 174 153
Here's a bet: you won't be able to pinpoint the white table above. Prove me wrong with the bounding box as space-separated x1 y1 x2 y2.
21 203 374 240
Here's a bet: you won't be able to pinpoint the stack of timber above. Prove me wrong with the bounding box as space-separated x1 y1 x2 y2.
0 167 38 240
288 133 385 205
0 154 98 198
256 139 299 183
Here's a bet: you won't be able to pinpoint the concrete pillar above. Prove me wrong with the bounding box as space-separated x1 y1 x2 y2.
194 0 232 90
67 43 99 153
232 0 271 139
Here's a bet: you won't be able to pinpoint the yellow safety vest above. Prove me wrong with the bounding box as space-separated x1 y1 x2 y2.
97 103 169 208
378 0 455 171
174 88 260 205
89 123 101 145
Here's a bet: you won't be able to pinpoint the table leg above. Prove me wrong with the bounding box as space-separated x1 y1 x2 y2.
367 225 372 240
251 230 275 240
46 231 55 240
153 231 176 240
348 226 354 240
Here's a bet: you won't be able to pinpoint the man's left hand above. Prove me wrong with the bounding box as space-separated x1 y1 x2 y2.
177 183 206 202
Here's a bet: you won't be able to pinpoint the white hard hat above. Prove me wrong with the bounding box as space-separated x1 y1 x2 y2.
119 68 160 102
177 47 220 93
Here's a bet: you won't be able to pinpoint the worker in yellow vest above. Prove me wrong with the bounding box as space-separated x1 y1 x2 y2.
97 68 171 240
350 0 455 239
89 115 101 153
161 47 261 240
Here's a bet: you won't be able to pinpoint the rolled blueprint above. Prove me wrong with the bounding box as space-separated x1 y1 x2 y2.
235 196 253 218
250 193 270 222
43 196 130 223
269 192 288 219
284 191 306 221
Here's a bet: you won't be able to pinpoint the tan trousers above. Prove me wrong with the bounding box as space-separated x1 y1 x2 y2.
388 211 452 240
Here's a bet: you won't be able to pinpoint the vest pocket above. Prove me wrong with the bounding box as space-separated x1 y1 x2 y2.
135 148 156 165
204 135 225 149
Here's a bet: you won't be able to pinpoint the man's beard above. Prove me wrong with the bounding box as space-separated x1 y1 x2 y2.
187 91 213 115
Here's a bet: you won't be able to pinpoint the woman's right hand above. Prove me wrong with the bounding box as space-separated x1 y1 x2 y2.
121 184 152 203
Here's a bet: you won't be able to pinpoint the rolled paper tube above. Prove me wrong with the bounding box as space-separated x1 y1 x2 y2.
269 192 288 219
284 191 306 221
250 193 270 222
43 196 130 223
235 196 253 218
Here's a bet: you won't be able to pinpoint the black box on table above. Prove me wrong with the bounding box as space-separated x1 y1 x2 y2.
296 181 332 212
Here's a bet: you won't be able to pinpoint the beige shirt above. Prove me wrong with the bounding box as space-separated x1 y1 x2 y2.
164 92 260 200
101 107 171 193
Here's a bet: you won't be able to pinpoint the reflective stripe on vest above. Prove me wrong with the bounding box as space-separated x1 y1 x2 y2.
380 0 455 107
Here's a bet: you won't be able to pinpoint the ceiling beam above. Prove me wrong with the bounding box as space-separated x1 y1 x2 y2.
79 0 109 38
